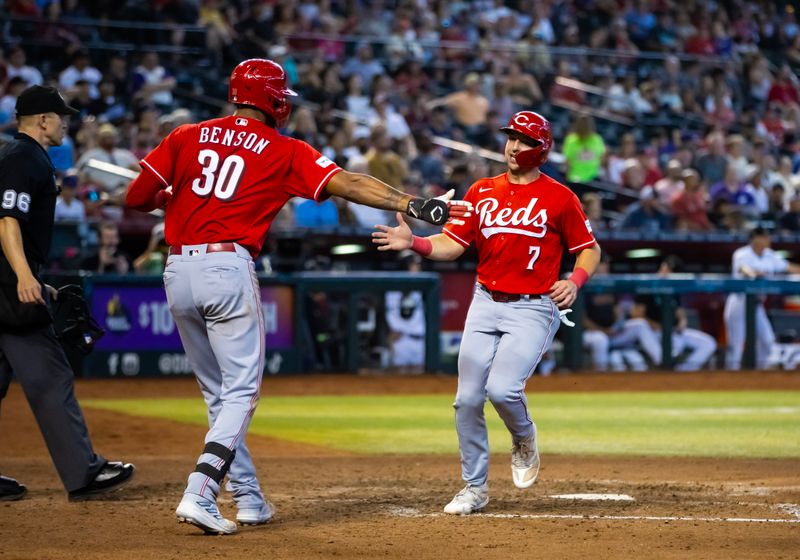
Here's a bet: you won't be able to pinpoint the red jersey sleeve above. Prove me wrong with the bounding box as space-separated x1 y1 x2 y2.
442 183 479 247
285 140 342 201
560 192 596 253
139 124 192 189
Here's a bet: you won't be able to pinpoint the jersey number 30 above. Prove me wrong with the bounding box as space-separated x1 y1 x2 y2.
191 149 245 200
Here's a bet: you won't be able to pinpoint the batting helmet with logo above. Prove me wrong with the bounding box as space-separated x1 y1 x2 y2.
228 58 297 126
499 111 552 168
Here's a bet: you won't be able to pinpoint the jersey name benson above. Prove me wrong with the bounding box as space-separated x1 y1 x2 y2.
198 126 270 155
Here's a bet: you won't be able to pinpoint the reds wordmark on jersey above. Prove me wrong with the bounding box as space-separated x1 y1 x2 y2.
443 172 595 294
141 115 342 255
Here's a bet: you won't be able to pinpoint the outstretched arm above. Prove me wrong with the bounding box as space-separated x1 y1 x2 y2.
125 166 171 212
372 212 466 261
325 170 471 226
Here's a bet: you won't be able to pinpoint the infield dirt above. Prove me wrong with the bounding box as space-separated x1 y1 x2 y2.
1 371 799 560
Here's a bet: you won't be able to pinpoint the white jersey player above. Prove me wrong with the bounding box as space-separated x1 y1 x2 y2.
724 227 800 369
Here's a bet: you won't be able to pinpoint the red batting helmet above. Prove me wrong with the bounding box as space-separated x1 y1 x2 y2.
499 111 552 168
228 58 297 126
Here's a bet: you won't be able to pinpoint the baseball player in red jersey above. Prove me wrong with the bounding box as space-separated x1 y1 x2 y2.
373 111 601 514
126 58 471 534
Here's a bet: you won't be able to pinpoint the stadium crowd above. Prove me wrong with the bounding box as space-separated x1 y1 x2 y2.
1 1 799 373
0 0 800 274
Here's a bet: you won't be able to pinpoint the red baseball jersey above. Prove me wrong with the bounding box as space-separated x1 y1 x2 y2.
443 172 595 294
140 115 342 255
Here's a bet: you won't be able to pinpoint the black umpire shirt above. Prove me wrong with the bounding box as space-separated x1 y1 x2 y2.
0 132 59 272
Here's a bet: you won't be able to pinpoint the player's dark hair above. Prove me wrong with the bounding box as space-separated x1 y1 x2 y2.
749 226 770 239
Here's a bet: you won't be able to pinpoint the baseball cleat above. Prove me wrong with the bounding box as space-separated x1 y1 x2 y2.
176 493 237 535
511 431 540 489
236 500 275 525
68 461 135 501
443 484 489 515
0 475 27 501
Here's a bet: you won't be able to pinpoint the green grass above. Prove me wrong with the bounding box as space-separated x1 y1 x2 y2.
84 391 800 459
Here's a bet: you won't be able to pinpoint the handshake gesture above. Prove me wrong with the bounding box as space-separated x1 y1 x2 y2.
406 189 472 226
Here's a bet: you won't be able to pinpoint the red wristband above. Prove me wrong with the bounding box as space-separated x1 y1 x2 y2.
569 267 589 289
410 235 433 257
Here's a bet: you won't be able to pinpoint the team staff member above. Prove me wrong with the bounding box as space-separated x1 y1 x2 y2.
373 111 601 515
126 58 471 535
0 85 134 501
724 227 800 369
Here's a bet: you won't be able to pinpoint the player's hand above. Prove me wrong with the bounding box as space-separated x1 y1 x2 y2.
18 273 45 305
154 189 172 208
549 279 578 309
435 189 473 225
372 212 414 252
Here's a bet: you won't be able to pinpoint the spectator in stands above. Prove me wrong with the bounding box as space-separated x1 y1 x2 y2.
562 113 606 183
5 46 42 86
80 221 131 274
709 166 758 217
605 133 639 184
426 72 490 143
410 134 446 188
779 196 800 233
581 192 608 234
620 185 672 233
293 197 339 228
671 169 712 232
106 54 131 103
549 58 586 106
726 134 750 181
341 42 385 91
54 169 86 224
767 64 800 108
133 222 168 275
367 93 411 142
653 159 685 205
132 52 176 111
367 125 408 194
0 76 27 131
504 59 543 110
75 123 139 193
59 50 102 99
88 79 126 123
694 132 728 186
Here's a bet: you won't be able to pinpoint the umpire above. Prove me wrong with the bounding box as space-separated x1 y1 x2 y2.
0 85 134 501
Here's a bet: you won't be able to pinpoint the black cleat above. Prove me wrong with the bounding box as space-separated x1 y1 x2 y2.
68 461 135 502
0 475 27 501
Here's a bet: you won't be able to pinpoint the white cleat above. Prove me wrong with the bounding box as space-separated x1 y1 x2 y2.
443 484 489 515
236 500 275 525
511 431 540 489
176 493 237 535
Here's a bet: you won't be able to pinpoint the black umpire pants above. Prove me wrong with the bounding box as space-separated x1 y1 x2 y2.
0 325 106 492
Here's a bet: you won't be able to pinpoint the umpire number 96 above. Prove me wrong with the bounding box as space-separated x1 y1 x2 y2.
138 301 175 335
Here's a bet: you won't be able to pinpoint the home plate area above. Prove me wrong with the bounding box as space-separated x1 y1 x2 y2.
383 479 800 524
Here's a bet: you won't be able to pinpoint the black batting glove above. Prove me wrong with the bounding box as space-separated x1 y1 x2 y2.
407 197 449 226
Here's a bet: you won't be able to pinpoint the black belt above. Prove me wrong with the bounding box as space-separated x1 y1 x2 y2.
480 284 543 303
169 242 236 256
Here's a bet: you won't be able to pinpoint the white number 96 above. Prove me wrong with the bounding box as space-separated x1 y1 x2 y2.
2 189 31 213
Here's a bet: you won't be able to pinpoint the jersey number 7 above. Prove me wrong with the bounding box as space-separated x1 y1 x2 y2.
191 149 245 200
527 246 541 270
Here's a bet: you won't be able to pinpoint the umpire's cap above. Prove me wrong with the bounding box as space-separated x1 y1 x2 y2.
16 85 79 117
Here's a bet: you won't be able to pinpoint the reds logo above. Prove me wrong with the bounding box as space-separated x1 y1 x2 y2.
476 198 548 239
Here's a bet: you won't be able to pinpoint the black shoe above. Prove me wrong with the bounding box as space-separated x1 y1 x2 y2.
68 461 135 502
0 475 27 501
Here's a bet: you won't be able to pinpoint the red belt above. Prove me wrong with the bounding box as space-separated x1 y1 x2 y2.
480 284 543 303
169 242 237 256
